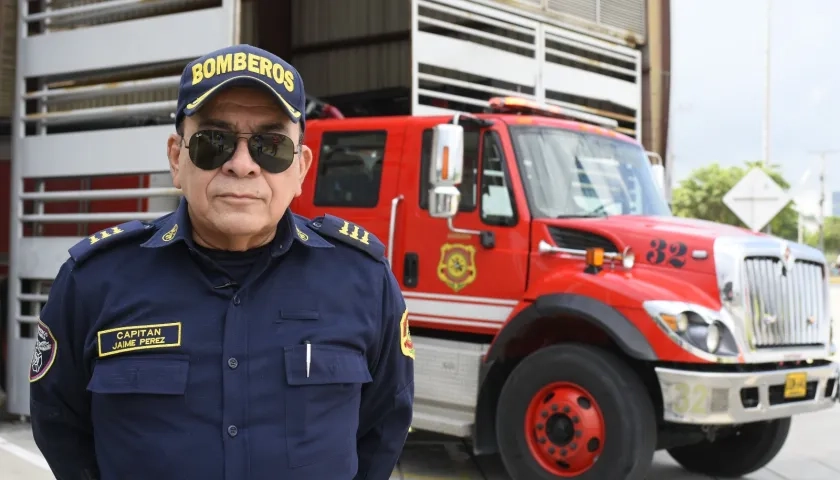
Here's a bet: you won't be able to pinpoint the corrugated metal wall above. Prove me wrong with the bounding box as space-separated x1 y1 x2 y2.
292 42 411 98
510 0 646 39
0 0 17 117
42 0 219 116
5 0 645 117
600 0 646 37
240 0 259 45
16 0 223 116
40 0 215 27
8 0 409 115
288 0 411 98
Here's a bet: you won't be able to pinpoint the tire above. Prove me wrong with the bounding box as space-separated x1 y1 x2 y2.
495 343 657 480
667 418 791 478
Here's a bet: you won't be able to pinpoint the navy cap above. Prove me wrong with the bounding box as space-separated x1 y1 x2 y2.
175 44 306 131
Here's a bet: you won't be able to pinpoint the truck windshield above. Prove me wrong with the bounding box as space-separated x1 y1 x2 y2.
510 126 672 218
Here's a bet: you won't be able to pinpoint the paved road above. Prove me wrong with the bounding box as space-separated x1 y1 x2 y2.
3 285 840 479
396 409 840 479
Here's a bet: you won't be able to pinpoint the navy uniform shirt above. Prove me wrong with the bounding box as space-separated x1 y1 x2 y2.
29 198 415 480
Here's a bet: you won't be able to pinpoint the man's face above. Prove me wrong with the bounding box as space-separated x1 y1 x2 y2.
167 86 312 245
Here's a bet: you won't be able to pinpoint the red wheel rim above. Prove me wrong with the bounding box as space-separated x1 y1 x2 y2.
524 382 606 477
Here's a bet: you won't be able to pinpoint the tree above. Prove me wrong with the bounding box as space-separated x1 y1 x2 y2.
671 161 798 241
804 217 840 258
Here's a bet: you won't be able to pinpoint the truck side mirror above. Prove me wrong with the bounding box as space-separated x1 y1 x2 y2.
645 151 665 195
429 124 464 187
650 164 665 195
429 185 461 219
427 123 465 219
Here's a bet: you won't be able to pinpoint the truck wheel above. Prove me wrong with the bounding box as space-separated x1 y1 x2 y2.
495 343 656 480
667 418 790 477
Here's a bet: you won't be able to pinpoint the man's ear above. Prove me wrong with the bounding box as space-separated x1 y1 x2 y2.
292 145 313 199
167 133 183 189
298 144 313 183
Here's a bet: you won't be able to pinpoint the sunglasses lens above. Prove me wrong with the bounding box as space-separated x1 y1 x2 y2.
189 130 236 170
188 130 297 173
249 134 296 173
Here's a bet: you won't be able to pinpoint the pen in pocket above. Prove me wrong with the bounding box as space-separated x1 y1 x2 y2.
305 341 311 378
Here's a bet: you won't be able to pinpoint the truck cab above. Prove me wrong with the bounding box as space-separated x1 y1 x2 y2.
293 97 839 480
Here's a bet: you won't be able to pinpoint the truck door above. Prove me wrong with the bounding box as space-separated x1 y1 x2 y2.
398 123 528 334
294 121 407 262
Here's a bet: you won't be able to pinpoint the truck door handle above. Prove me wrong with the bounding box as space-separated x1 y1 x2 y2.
404 253 419 288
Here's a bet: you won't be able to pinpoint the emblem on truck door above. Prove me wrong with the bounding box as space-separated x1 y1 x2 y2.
437 243 477 292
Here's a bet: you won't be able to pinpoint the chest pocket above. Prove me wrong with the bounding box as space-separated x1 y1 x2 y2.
284 344 373 468
87 355 191 424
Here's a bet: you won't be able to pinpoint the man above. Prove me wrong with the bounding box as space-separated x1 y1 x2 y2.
29 44 415 480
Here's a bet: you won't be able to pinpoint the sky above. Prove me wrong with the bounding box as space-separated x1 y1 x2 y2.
669 0 840 219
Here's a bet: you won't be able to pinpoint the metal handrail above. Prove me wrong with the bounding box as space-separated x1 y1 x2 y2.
25 76 181 102
24 0 199 23
20 212 172 223
24 101 177 124
21 187 181 202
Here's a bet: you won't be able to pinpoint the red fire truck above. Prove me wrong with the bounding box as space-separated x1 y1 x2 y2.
3 1 837 479
288 96 839 479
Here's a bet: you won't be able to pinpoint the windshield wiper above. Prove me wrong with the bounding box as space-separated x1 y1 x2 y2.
584 204 611 217
555 213 606 219
555 205 610 219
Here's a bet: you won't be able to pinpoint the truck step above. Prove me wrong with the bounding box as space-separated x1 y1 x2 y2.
412 400 475 438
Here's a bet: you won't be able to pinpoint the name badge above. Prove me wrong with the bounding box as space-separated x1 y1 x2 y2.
97 322 182 358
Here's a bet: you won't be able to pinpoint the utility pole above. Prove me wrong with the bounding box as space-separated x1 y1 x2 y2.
820 155 826 251
762 0 772 168
809 150 839 251
761 0 773 234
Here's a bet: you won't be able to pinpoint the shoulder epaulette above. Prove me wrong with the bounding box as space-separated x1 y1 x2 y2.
69 220 153 265
308 214 385 260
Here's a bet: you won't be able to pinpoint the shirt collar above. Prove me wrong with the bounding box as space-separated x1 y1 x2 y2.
140 197 192 249
140 197 334 255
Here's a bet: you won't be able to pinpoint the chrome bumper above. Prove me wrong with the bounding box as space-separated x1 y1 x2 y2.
655 363 839 424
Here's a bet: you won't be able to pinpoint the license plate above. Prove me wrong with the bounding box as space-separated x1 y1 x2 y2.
784 372 808 399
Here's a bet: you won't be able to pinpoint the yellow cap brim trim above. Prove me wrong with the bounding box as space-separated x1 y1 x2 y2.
185 75 302 120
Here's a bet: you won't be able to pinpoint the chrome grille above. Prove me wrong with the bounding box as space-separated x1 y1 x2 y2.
743 258 827 348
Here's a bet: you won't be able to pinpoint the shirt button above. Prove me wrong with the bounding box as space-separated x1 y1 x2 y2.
228 358 238 369
233 295 241 306
227 425 238 437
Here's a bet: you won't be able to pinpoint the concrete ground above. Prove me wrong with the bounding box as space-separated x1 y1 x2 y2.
2 411 840 480
393 409 840 479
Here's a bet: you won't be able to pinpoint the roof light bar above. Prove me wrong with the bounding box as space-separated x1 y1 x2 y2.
488 97 620 130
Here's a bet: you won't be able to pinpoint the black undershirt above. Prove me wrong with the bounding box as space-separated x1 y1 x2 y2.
194 243 273 285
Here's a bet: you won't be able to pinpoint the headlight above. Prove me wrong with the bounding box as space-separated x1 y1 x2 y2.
643 300 739 359
706 322 721 353
660 312 689 333
676 312 689 333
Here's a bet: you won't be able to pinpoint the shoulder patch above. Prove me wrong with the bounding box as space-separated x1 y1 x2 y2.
69 220 152 265
30 321 58 383
308 214 385 260
399 309 415 360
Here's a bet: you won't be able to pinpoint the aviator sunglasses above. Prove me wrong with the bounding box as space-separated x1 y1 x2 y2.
185 129 300 174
